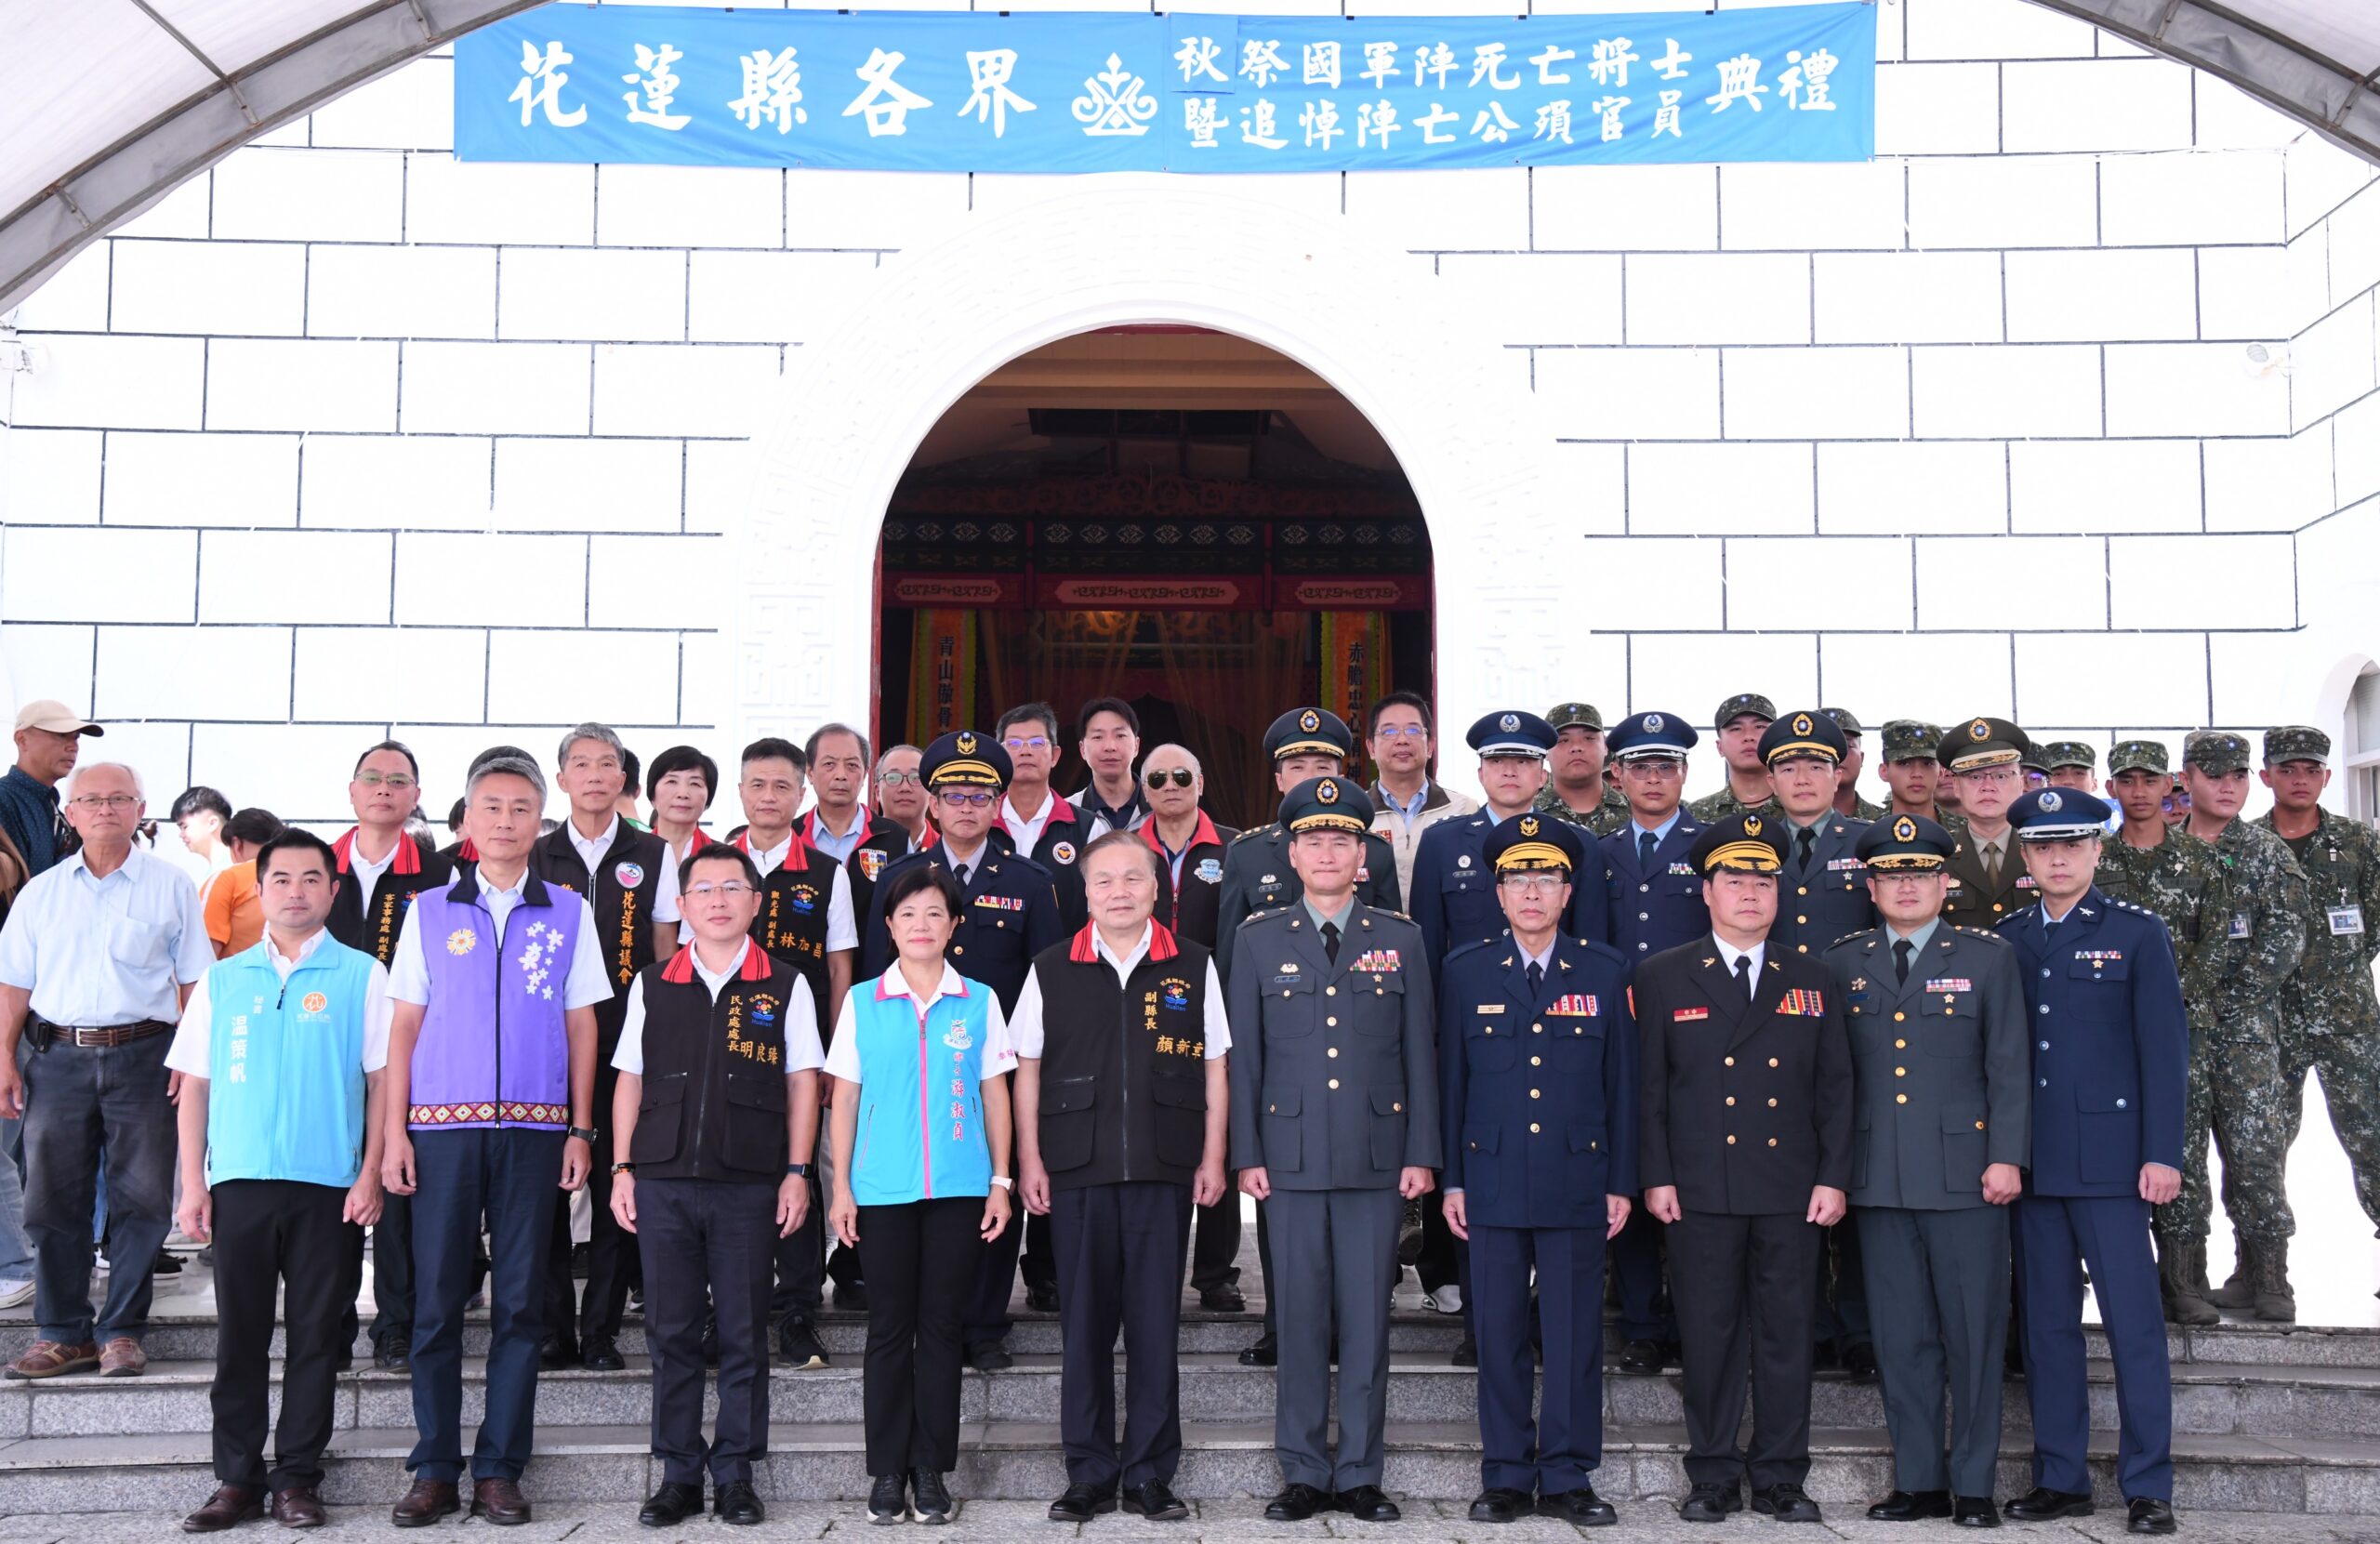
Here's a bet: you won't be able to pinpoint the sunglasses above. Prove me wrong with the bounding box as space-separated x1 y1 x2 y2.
1144 769 1196 789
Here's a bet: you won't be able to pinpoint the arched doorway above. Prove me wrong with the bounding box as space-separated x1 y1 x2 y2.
875 328 1433 828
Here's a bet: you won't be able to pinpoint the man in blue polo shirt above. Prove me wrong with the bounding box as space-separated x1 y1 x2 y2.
169 828 392 1532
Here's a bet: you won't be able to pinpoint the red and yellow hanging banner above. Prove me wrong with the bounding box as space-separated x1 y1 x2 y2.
910 609 978 747
1318 611 1390 744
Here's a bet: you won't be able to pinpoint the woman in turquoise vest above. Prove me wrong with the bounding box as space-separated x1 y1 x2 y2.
825 863 1015 1525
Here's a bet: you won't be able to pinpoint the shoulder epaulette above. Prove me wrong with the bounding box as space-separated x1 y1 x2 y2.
1953 924 2013 944
2111 899 2151 916
1231 825 1278 844
1444 937 1497 967
1824 928 1877 952
1370 907 1413 922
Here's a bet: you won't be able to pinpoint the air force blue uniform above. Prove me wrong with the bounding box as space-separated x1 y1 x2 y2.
1412 814 1610 967
1998 790 2188 1510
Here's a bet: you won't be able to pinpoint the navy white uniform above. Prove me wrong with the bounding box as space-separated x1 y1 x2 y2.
1998 790 2186 1527
1438 816 1633 1521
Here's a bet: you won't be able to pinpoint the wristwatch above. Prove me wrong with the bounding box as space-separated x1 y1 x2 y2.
612 1161 635 1176
989 1175 1013 1191
786 1162 812 1177
567 1125 599 1144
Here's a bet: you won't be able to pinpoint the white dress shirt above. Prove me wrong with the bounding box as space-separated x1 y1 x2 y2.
1000 793 1057 858
1008 923 1230 1061
0 847 215 1024
565 815 681 923
1712 934 1767 997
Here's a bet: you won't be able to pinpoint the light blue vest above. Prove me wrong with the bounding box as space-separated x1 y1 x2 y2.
847 974 998 1207
205 937 377 1189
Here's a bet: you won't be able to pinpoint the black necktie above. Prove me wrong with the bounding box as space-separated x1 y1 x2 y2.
1527 960 1543 996
954 862 971 889
1734 954 1753 1000
1894 938 1913 985
1639 830 1659 871
1321 920 1341 966
1795 825 1817 871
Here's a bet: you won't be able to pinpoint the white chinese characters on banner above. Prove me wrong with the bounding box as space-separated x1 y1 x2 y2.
623 43 691 130
511 41 587 128
960 49 1037 137
845 47 934 137
730 47 808 132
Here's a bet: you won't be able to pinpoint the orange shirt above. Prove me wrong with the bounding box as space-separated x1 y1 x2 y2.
202 860 263 957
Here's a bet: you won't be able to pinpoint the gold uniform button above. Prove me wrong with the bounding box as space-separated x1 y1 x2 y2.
1529 1089 1541 1100
1530 1056 1541 1067
1328 1078 1340 1089
1896 1067 1907 1077
1483 1027 1493 1035
1798 944 1808 953
1895 1038 1907 1049
1327 1016 1338 1027
1725 1096 1736 1107
1896 1093 1908 1104
1797 915 1808 925
1532 1023 1543 1034
1327 1048 1339 1059
1893 1011 1906 1023
1767 1098 1778 1107
1768 1138 1778 1147
1529 1123 1540 1134
1976 1120 1986 1130
1768 1058 1778 1068
1327 986 1337 996
1395 1102 1403 1113
952 944 965 955
1797 886 1808 896
1726 1135 1737 1145
1725 1057 1736 1067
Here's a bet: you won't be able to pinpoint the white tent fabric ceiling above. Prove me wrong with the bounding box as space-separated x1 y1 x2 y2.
0 0 2375 316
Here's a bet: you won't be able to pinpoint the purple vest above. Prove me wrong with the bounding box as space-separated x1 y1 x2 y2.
407 874 581 1132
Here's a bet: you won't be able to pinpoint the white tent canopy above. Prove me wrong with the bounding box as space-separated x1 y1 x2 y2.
0 0 2375 317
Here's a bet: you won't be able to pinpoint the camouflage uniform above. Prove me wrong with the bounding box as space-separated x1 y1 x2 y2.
2041 742 2098 781
2254 727 2380 1238
1818 706 1889 823
1533 780 1630 838
1688 785 1785 824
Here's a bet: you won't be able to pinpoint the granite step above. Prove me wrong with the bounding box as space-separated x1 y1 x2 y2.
13 1353 2378 1442
0 1420 2366 1514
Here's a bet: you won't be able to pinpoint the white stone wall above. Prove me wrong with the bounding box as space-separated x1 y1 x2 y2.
3 0 2377 821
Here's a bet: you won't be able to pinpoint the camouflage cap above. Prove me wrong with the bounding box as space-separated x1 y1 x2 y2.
2183 731 2252 774
2264 725 2331 766
1544 702 1605 732
2108 739 2170 775
1818 706 1863 736
1880 719 1941 763
1714 693 1777 731
2041 740 2096 771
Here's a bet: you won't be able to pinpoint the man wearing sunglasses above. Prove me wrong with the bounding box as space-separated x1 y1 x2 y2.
847 744 930 927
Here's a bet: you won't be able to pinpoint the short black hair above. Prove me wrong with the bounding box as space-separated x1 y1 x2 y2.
353 739 420 779
169 786 231 823
1367 690 1433 738
741 737 806 773
679 841 761 892
806 722 871 767
255 827 337 882
1078 697 1140 738
646 745 720 806
881 861 964 918
996 702 1061 744
446 798 467 832
620 746 641 790
226 808 284 848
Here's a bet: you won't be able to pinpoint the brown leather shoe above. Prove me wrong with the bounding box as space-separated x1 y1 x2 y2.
390 1477 459 1527
181 1485 264 1532
5 1339 98 1379
98 1336 146 1377
270 1485 325 1528
471 1476 533 1525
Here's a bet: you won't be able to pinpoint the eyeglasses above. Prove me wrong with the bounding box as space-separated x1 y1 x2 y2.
354 772 417 789
1374 725 1428 740
1498 874 1567 895
1144 769 1196 789
1958 769 2020 786
686 881 755 899
937 789 997 808
1002 736 1051 752
70 795 138 812
878 772 921 787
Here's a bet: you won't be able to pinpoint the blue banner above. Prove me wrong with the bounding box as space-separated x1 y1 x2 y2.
456 4 1873 173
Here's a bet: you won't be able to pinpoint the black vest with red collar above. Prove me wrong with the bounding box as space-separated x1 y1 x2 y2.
735 829 834 1038
1000 794 1090 930
1027 923 1214 1191
326 830 456 968
626 944 795 1185
530 821 669 1042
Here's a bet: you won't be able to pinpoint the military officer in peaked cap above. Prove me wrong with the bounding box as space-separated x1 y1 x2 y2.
1638 812 1853 1524
1997 789 2185 1537
1227 776 1439 1524
1939 719 2036 929
1689 693 1784 825
1536 703 1632 838
1823 708 1887 822
1438 815 1634 1525
1825 815 2030 1527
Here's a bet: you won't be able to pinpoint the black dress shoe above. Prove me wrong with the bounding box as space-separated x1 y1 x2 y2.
1450 1333 1477 1366
470 1476 533 1525
1197 1285 1245 1312
1954 1495 2001 1528
1468 1486 1533 1523
1810 1339 1843 1372
374 1334 412 1372
834 1280 869 1312
1843 1339 1880 1381
182 1485 264 1533
1264 1483 1329 1522
1238 1332 1277 1366
967 1340 1012 1372
2127 1498 2177 1535
715 1481 764 1525
580 1333 625 1372
638 1482 703 1526
1753 1483 1822 1523
1336 1485 1399 1522
537 1334 577 1370
1540 1486 1618 1525
1025 1282 1061 1313
1618 1337 1665 1375
1122 1479 1187 1520
866 1473 907 1524
1048 1483 1117 1522
1679 1483 1744 1523
1868 1488 1951 1521
908 1467 954 1524
390 1478 459 1528
2004 1486 2094 1521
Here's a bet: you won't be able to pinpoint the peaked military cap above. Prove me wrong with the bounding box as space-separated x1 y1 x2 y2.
1880 719 1943 763
2109 739 2171 775
1689 811 1787 876
2010 786 2113 841
1264 706 1353 764
919 730 1012 790
2183 730 2251 774
1545 702 1605 732
1759 709 1848 767
1606 710 1698 762
2264 725 2331 766
1484 812 1586 874
1714 693 1778 731
1469 709 1556 759
1279 774 1371 836
2041 741 2096 771
1937 716 2032 774
1856 812 1956 872
1819 706 1864 737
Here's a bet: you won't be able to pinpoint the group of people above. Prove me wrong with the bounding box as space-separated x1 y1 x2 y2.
0 684 2366 1534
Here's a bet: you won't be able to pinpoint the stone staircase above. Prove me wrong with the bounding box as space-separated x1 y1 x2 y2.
0 1302 2376 1515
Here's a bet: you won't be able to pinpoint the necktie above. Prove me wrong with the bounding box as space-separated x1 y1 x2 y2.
1527 960 1543 996
1734 953 1753 1000
954 862 971 889
1321 919 1342 967
1894 938 1913 985
1795 825 1817 872
1639 829 1659 872
1982 842 2002 890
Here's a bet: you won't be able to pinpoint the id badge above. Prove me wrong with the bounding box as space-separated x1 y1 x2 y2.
2331 905 2366 937
2228 913 2252 941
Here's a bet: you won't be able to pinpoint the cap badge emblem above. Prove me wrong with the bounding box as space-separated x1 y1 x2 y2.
1792 713 1813 735
1519 815 1540 838
1743 815 1763 836
956 732 977 755
1894 816 1916 841
1646 713 1664 732
1299 709 1321 732
2039 791 2063 812
1317 780 1339 805
1500 712 1519 732
1970 719 1991 741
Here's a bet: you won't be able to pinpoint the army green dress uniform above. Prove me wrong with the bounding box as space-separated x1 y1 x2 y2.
1534 702 1632 838
1227 776 1439 1520
2255 727 2380 1255
1823 816 2029 1523
1937 719 2034 928
2175 732 2309 1321
1687 693 1785 825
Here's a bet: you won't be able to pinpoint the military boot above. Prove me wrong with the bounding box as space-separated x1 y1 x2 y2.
2159 1240 2219 1326
2252 1240 2296 1323
2206 1244 2257 1312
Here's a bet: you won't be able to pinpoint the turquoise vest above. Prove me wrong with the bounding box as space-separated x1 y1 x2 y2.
847 974 998 1206
205 937 377 1189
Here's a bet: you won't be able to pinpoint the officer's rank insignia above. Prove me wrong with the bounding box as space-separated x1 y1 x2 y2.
956 732 978 754
446 929 476 956
858 849 888 880
1552 994 1597 1015
1518 815 1540 837
1673 1006 1709 1022
1778 989 1825 1016
1850 977 1867 992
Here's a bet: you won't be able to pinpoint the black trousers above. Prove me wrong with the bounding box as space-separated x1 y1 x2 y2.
772 1174 826 1330
1668 1210 1823 1491
212 1180 363 1492
965 1203 1052 1345
1052 1181 1193 1489
859 1197 982 1476
1187 1194 1239 1294
1814 1214 1871 1351
368 1191 413 1347
543 1070 637 1348
639 1178 776 1485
